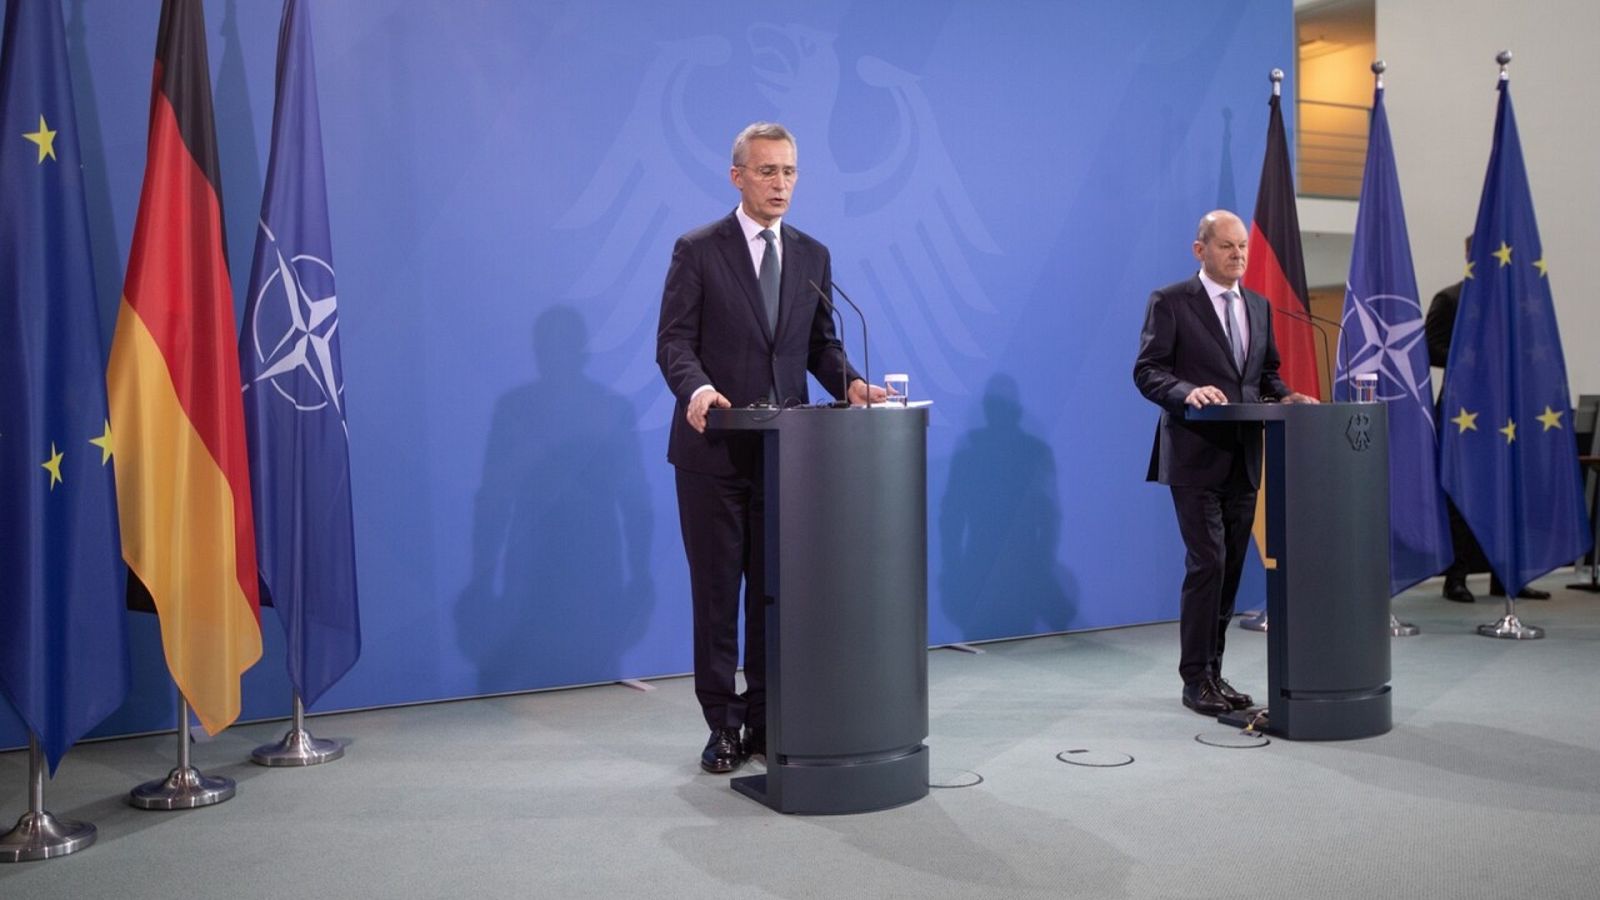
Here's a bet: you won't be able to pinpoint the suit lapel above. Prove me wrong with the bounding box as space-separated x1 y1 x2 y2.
774 223 804 341
715 214 774 345
1242 288 1268 377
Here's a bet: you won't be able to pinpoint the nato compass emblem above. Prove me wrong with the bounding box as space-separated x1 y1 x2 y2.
246 222 344 418
1338 288 1436 434
1346 411 1372 452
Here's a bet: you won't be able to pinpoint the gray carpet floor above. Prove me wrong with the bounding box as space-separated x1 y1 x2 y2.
3 575 1597 899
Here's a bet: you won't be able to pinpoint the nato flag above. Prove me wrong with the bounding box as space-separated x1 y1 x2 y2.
1439 80 1589 597
1334 83 1451 596
240 0 361 709
0 0 129 773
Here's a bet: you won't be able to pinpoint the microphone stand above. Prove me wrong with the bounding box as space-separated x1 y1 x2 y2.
829 281 871 405
1268 298 1343 398
808 280 862 407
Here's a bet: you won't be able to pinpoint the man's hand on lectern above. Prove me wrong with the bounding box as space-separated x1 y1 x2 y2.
1280 392 1319 404
688 389 731 433
849 379 889 406
1185 385 1228 408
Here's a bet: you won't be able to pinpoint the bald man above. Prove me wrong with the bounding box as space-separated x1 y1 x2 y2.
1133 210 1316 717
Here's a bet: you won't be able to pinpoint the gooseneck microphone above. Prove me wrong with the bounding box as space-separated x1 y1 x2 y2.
808 279 870 407
807 281 851 408
1264 297 1345 399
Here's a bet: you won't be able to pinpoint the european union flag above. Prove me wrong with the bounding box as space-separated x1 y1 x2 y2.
1439 79 1589 597
1334 82 1450 596
0 0 129 773
240 0 360 709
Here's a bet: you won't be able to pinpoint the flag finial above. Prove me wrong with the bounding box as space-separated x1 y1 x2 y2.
1372 59 1386 90
1269 68 1284 97
1497 50 1512 81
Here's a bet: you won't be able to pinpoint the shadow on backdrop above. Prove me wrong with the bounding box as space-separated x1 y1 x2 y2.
456 307 655 693
938 374 1076 642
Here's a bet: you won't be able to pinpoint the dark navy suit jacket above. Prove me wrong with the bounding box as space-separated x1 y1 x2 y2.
1133 275 1291 489
656 211 860 478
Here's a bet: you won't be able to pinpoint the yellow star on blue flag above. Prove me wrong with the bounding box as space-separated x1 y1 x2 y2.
40 441 63 487
22 112 55 162
1439 78 1589 597
0 0 128 774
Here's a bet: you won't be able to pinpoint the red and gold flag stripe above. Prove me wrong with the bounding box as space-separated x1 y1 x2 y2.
107 0 259 735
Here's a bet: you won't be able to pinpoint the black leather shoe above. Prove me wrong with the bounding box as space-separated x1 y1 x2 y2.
743 725 766 759
1182 680 1231 716
1212 676 1253 710
1488 580 1551 600
700 728 743 774
1443 580 1475 603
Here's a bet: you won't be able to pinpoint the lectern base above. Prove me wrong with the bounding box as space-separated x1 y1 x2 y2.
1269 685 1391 741
732 744 929 815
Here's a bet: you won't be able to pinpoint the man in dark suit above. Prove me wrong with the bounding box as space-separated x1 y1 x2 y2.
657 122 884 773
1133 210 1316 716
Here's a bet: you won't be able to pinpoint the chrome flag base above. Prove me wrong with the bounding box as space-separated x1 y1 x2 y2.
0 811 96 862
1478 597 1543 639
1478 613 1544 640
129 766 236 810
251 693 345 766
1389 613 1419 637
252 728 345 767
130 693 235 810
1 735 97 862
1238 611 1267 632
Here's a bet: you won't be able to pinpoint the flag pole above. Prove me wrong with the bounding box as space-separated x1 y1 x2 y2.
129 687 236 809
1238 65 1285 635
1471 49 1545 642
251 691 346 766
0 734 96 862
1367 57 1421 639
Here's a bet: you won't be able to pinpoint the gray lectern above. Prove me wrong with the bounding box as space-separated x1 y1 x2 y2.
708 406 929 813
1187 402 1392 740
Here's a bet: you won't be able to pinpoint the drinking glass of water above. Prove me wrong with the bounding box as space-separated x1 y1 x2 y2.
883 373 909 407
1353 373 1378 403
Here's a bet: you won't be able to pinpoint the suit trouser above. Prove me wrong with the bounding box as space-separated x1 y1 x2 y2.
1169 468 1256 686
674 467 767 731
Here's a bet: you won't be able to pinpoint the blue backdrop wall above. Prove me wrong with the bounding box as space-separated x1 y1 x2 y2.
1 0 1291 747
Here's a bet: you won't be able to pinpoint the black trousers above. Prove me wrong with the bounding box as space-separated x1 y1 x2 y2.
1442 495 1490 581
1169 473 1257 686
674 467 767 731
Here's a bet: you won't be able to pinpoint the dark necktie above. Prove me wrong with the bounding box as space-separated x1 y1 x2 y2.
759 229 780 331
1222 290 1245 370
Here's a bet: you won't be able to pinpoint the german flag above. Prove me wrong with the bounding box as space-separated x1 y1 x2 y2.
1241 87 1320 570
106 0 260 735
1242 90 1321 399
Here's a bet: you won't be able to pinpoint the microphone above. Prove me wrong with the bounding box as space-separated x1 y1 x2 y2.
1263 297 1344 399
806 280 851 408
808 279 869 407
